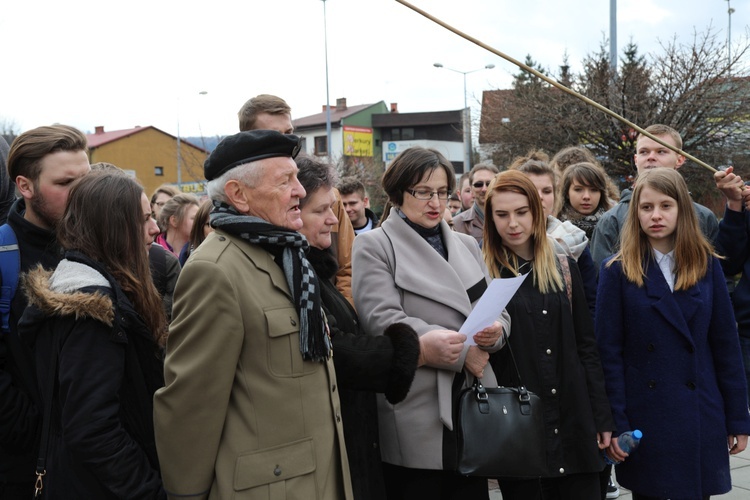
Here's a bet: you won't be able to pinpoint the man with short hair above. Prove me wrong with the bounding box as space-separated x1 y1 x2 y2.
238 95 356 305
452 163 500 244
154 130 352 500
0 124 90 498
590 124 719 269
338 176 379 235
458 172 473 211
447 192 462 216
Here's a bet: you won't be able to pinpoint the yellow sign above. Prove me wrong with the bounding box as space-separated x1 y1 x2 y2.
343 126 373 157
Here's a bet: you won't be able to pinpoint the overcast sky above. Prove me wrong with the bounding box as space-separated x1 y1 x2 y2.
1 0 748 139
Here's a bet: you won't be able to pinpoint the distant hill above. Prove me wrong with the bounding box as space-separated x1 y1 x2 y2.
184 135 225 153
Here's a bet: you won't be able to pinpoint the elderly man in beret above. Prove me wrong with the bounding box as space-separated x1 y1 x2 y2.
154 130 353 500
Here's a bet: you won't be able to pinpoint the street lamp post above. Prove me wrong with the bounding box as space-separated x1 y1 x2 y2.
322 0 332 159
176 90 208 186
727 0 735 70
434 63 495 172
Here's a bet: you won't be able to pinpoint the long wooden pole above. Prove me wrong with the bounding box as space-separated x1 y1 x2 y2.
395 0 717 173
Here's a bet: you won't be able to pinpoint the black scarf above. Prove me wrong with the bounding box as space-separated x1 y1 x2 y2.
210 201 331 362
397 209 448 260
558 204 607 240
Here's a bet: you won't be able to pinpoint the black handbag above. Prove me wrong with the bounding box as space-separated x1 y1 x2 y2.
453 334 547 478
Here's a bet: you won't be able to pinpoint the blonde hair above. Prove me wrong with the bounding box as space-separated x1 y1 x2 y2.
608 168 716 289
158 193 199 233
483 170 563 294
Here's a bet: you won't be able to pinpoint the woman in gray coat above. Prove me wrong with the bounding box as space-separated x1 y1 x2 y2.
352 147 511 500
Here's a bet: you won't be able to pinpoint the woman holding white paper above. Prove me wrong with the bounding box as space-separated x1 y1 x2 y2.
352 146 510 500
483 170 614 500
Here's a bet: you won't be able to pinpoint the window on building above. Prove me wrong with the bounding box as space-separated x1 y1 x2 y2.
384 128 415 141
314 136 328 156
155 166 164 176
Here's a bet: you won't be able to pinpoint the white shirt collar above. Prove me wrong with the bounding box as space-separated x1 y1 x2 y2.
653 248 676 292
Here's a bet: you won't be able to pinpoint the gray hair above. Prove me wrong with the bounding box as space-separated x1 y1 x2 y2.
295 153 338 209
206 160 265 204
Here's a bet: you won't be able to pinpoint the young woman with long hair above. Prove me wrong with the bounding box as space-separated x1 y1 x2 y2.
19 171 167 498
156 193 199 260
510 153 599 315
483 170 614 500
558 162 613 240
596 168 750 499
179 199 214 266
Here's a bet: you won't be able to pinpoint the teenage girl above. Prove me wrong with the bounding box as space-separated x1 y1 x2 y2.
595 168 750 499
558 162 613 240
484 170 614 500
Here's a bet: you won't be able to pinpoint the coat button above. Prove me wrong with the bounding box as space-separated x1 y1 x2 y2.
332 384 336 392
336 414 341 423
218 236 226 241
648 380 656 389
554 428 559 434
559 468 565 474
687 382 696 390
542 310 548 315
647 343 655 352
551 388 557 395
273 466 282 476
546 349 552 355
290 318 297 326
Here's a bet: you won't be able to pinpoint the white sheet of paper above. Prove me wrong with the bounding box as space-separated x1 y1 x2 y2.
460 274 529 345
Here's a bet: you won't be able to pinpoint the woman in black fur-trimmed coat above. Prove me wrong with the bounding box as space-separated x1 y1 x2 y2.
296 154 425 500
18 172 167 499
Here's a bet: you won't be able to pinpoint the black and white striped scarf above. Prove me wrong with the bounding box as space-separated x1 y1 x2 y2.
210 201 331 362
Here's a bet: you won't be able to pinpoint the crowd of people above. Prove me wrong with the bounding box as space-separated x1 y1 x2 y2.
0 96 749 500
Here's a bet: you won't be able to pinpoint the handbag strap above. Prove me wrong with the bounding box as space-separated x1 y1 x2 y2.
496 330 532 401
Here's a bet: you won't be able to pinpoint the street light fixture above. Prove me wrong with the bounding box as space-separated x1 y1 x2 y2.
434 63 495 172
322 0 332 159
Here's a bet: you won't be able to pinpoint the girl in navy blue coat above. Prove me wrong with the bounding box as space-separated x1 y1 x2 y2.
596 168 750 500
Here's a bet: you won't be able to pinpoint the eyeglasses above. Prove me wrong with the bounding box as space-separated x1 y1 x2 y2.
407 189 450 201
472 181 492 189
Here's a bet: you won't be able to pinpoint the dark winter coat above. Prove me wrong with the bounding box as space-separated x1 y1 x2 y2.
18 251 165 499
716 205 750 340
490 256 614 480
595 257 750 498
0 199 62 488
308 246 419 500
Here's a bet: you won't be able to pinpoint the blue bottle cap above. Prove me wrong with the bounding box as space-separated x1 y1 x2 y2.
632 429 643 439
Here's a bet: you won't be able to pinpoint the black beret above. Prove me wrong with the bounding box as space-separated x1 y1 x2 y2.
204 130 301 181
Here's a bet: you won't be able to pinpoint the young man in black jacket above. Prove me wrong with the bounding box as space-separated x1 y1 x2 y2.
0 125 89 499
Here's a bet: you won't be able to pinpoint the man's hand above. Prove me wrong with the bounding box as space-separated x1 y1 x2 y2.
715 166 746 211
418 330 466 367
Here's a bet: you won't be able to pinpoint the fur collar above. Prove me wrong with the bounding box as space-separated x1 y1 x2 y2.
23 260 115 326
